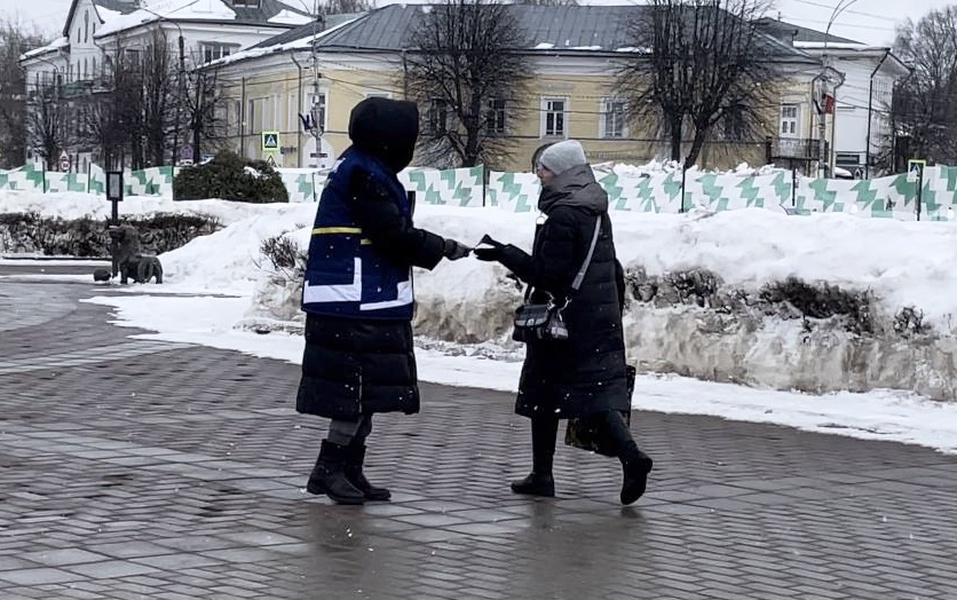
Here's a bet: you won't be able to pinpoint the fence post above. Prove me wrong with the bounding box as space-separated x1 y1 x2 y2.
680 167 687 213
792 167 797 207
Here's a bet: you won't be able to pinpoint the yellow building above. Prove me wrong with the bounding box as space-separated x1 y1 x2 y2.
210 5 825 172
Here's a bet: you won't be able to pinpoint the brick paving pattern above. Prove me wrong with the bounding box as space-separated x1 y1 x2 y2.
1 263 956 599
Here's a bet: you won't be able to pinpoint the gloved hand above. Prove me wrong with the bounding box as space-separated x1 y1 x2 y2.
473 234 505 262
443 238 472 261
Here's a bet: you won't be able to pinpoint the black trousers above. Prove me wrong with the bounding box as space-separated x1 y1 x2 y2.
531 410 634 473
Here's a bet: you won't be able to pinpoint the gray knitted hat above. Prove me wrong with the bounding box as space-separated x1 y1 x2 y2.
537 140 587 175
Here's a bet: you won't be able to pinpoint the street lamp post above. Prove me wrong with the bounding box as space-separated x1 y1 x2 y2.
818 0 859 178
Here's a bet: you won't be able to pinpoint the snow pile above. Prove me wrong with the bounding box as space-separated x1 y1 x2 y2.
6 190 957 401
228 204 957 400
591 159 788 178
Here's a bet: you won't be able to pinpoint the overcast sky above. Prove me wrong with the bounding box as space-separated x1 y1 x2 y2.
1 0 952 46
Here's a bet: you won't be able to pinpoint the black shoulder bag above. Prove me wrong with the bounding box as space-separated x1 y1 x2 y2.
512 217 601 343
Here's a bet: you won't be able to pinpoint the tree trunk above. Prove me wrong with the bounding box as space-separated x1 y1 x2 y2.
669 115 683 162
685 127 708 169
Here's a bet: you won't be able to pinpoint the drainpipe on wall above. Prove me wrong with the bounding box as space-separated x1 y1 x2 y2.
240 76 246 157
401 49 408 100
830 76 845 176
291 53 305 168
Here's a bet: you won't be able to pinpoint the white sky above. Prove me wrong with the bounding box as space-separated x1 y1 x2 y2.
2 186 957 456
2 0 950 45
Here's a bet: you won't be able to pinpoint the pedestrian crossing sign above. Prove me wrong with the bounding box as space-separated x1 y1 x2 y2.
261 131 280 153
907 159 926 183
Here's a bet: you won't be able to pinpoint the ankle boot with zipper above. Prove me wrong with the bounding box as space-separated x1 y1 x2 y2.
344 443 391 501
306 440 365 505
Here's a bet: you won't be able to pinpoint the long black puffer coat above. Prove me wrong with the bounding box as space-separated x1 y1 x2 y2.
296 98 448 421
497 164 629 419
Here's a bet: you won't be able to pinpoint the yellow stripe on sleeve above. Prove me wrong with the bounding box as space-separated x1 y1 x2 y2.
312 226 363 235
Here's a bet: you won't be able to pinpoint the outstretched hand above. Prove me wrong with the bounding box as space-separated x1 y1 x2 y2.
443 239 472 261
473 234 505 262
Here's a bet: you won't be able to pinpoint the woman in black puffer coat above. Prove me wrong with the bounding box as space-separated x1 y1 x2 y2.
474 140 653 505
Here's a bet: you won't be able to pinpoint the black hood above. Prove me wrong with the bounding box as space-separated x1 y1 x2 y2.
348 97 419 173
538 164 608 215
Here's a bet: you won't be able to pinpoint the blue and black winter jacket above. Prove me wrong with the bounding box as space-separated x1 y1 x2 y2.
301 148 415 320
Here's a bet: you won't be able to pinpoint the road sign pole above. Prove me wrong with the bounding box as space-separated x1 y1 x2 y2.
916 166 923 221
907 159 926 221
106 171 123 227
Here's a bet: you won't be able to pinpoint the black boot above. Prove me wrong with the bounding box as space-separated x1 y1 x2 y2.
306 440 365 505
344 444 391 501
619 442 653 505
511 415 557 497
510 472 555 497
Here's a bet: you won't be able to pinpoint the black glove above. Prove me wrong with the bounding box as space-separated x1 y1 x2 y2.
473 234 505 262
443 238 472 261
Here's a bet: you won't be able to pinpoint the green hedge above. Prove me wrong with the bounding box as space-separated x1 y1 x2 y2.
173 150 288 203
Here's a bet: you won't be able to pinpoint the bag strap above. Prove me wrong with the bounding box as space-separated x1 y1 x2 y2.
570 216 602 292
524 215 602 302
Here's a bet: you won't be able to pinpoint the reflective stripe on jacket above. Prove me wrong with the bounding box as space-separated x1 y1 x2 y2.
301 147 414 319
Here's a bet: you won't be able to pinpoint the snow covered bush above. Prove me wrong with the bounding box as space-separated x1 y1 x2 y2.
0 212 221 257
173 150 288 204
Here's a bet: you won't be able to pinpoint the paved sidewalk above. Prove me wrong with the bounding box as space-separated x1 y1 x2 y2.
1 264 956 600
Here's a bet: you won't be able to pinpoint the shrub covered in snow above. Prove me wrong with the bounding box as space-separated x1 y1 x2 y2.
0 212 221 257
173 150 288 204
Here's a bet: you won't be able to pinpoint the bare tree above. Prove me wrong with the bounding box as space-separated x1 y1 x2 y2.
323 0 374 14
140 30 176 166
182 67 230 162
84 47 145 169
404 0 532 169
26 79 66 165
617 0 777 168
513 0 577 5
0 20 46 168
889 7 957 165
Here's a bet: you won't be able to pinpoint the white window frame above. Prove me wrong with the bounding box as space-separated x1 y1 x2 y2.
428 97 449 134
780 104 800 137
201 43 237 64
541 97 568 138
486 98 507 136
599 97 627 139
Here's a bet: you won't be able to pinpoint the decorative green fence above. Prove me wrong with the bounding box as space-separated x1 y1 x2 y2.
3 162 956 220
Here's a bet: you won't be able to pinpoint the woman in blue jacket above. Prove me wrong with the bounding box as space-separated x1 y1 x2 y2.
297 97 471 505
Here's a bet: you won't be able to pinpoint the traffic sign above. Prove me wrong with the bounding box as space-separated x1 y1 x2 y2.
261 131 280 153
59 151 70 172
907 159 926 183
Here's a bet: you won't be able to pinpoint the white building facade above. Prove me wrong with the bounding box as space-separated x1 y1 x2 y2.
19 0 311 171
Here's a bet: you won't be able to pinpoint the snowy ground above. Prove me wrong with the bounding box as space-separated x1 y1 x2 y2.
3 189 957 454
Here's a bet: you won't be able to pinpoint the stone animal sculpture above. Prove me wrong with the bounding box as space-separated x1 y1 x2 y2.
107 226 164 284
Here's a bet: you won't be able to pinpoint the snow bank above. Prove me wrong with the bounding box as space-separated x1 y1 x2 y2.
232 205 957 400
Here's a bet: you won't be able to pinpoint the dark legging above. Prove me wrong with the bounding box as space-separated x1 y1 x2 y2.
530 410 634 473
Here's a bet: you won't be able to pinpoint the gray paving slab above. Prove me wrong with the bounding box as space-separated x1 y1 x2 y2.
2 263 957 599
